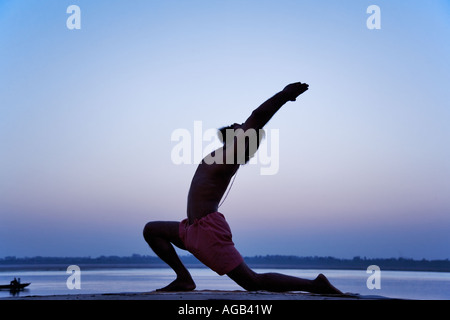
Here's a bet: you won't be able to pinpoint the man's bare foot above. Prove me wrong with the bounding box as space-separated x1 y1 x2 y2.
156 277 196 292
311 274 343 295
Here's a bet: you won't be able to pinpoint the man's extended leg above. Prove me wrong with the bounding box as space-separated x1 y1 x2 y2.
143 221 195 291
227 262 342 294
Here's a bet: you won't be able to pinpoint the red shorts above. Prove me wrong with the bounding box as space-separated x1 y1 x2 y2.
179 212 243 275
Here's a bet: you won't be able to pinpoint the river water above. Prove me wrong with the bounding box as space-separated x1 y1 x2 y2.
1 267 449 300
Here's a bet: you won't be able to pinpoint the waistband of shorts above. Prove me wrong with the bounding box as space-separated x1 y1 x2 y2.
183 211 223 227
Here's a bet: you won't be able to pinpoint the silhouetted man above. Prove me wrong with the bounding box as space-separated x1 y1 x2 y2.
144 82 342 294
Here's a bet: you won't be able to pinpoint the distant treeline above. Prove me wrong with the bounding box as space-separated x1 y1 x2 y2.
1 254 449 272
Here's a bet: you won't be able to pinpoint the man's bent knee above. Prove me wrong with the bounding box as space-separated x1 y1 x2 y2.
143 221 183 248
143 221 158 242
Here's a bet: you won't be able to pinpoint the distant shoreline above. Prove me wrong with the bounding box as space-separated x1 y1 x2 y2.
1 254 449 272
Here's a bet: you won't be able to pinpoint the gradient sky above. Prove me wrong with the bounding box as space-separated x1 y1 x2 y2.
1 0 449 260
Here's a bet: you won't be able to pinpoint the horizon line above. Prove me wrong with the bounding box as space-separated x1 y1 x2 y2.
1 254 449 262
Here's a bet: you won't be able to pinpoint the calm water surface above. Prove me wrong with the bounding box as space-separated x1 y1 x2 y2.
1 267 449 300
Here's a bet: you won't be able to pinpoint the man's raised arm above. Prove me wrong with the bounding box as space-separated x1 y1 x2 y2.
242 82 309 132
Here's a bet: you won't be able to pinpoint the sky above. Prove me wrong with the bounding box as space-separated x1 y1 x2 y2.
0 0 449 260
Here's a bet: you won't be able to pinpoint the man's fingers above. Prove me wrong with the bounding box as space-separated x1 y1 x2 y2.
296 83 309 90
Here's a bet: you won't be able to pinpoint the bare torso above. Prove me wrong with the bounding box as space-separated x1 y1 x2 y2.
186 148 239 224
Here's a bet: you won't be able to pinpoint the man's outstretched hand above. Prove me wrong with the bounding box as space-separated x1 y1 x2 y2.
282 82 309 101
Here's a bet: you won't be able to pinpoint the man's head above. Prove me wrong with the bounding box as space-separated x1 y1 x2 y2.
217 123 242 145
217 123 265 164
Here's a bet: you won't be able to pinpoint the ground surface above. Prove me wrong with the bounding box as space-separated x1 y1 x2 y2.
2 290 394 300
